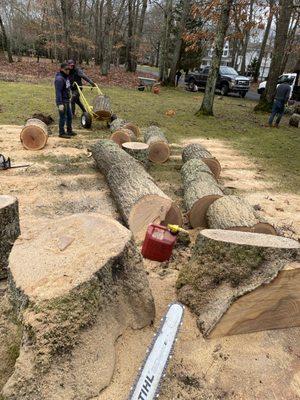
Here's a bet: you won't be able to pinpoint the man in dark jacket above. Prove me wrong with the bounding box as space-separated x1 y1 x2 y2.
268 79 291 127
67 60 96 116
54 63 75 139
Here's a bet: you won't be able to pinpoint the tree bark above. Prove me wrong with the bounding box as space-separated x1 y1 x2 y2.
0 195 20 279
101 0 113 75
207 195 276 234
289 113 300 127
240 0 254 75
255 0 293 111
177 229 299 337
197 0 233 116
182 143 221 179
110 118 141 138
122 142 150 168
0 14 13 63
92 95 112 119
60 0 71 59
143 126 170 163
159 0 173 83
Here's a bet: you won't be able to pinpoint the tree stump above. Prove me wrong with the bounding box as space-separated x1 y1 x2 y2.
92 95 112 120
0 195 20 279
107 164 182 239
20 118 49 150
289 113 300 127
110 118 141 137
110 128 137 147
181 165 223 228
176 229 299 337
122 142 150 168
207 195 276 235
182 143 221 179
91 139 144 176
4 213 155 400
144 126 170 163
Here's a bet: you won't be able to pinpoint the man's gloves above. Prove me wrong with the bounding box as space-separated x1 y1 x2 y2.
58 104 64 112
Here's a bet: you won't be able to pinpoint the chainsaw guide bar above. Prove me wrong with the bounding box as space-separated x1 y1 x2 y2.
128 302 184 400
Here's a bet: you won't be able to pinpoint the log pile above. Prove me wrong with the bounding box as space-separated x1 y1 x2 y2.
20 118 49 150
3 213 155 399
182 143 221 178
0 195 20 279
92 140 182 238
176 229 300 337
144 126 170 163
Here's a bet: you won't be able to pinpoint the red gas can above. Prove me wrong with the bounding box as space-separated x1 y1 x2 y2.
141 224 177 262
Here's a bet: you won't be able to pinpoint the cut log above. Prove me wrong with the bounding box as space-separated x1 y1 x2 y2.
92 94 112 120
289 113 300 127
122 142 149 167
3 213 155 400
176 229 300 337
107 164 182 239
0 195 20 279
182 143 221 179
20 118 49 150
91 139 143 176
181 158 214 186
110 118 141 137
110 128 137 147
207 195 276 235
144 126 170 163
181 169 223 228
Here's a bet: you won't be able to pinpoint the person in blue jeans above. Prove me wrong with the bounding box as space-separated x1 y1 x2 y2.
268 79 291 128
54 63 76 138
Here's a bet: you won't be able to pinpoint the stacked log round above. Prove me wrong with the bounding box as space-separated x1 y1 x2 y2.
182 143 221 179
110 128 137 147
122 142 150 168
92 94 112 120
20 118 49 150
176 229 300 337
144 126 170 163
110 118 141 137
207 195 276 235
0 195 20 279
181 158 223 228
92 140 182 238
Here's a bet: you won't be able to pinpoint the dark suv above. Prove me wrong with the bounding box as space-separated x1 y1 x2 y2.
185 66 250 98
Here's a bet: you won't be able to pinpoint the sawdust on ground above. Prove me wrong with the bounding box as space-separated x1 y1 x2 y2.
1 125 300 400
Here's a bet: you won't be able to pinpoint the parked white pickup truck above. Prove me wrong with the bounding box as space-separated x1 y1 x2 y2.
258 73 300 101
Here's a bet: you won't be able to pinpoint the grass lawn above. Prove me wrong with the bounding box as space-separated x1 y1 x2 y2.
0 81 299 192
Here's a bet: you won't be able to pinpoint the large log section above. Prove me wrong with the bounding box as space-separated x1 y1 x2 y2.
92 140 182 238
3 213 155 400
0 195 20 279
92 94 112 120
144 126 170 163
207 195 276 235
20 118 49 150
110 118 141 137
177 229 300 337
122 142 149 168
181 159 223 228
182 143 221 179
110 128 137 147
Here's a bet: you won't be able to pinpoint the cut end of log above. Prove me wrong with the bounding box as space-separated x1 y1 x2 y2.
189 195 222 228
203 158 221 179
201 229 300 249
148 142 170 163
0 194 16 209
129 194 182 240
110 128 136 147
123 122 141 137
253 222 277 235
94 110 112 120
122 142 149 151
20 119 48 150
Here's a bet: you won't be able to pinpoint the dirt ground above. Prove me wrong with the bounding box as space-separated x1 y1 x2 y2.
1 124 300 399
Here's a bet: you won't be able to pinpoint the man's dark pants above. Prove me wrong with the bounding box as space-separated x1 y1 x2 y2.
71 90 85 115
58 103 72 135
269 99 285 126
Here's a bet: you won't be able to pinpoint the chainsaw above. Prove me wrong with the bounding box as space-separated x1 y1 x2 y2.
128 302 184 400
0 154 30 170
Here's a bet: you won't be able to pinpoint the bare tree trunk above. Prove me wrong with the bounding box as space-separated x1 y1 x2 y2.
254 0 274 82
159 0 173 83
167 0 190 86
240 0 254 75
197 0 233 116
126 0 135 72
101 0 113 75
255 0 293 111
60 0 71 59
0 14 13 62
280 11 299 75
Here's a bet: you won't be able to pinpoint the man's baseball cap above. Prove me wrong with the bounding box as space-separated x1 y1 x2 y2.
60 62 70 69
67 59 75 66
